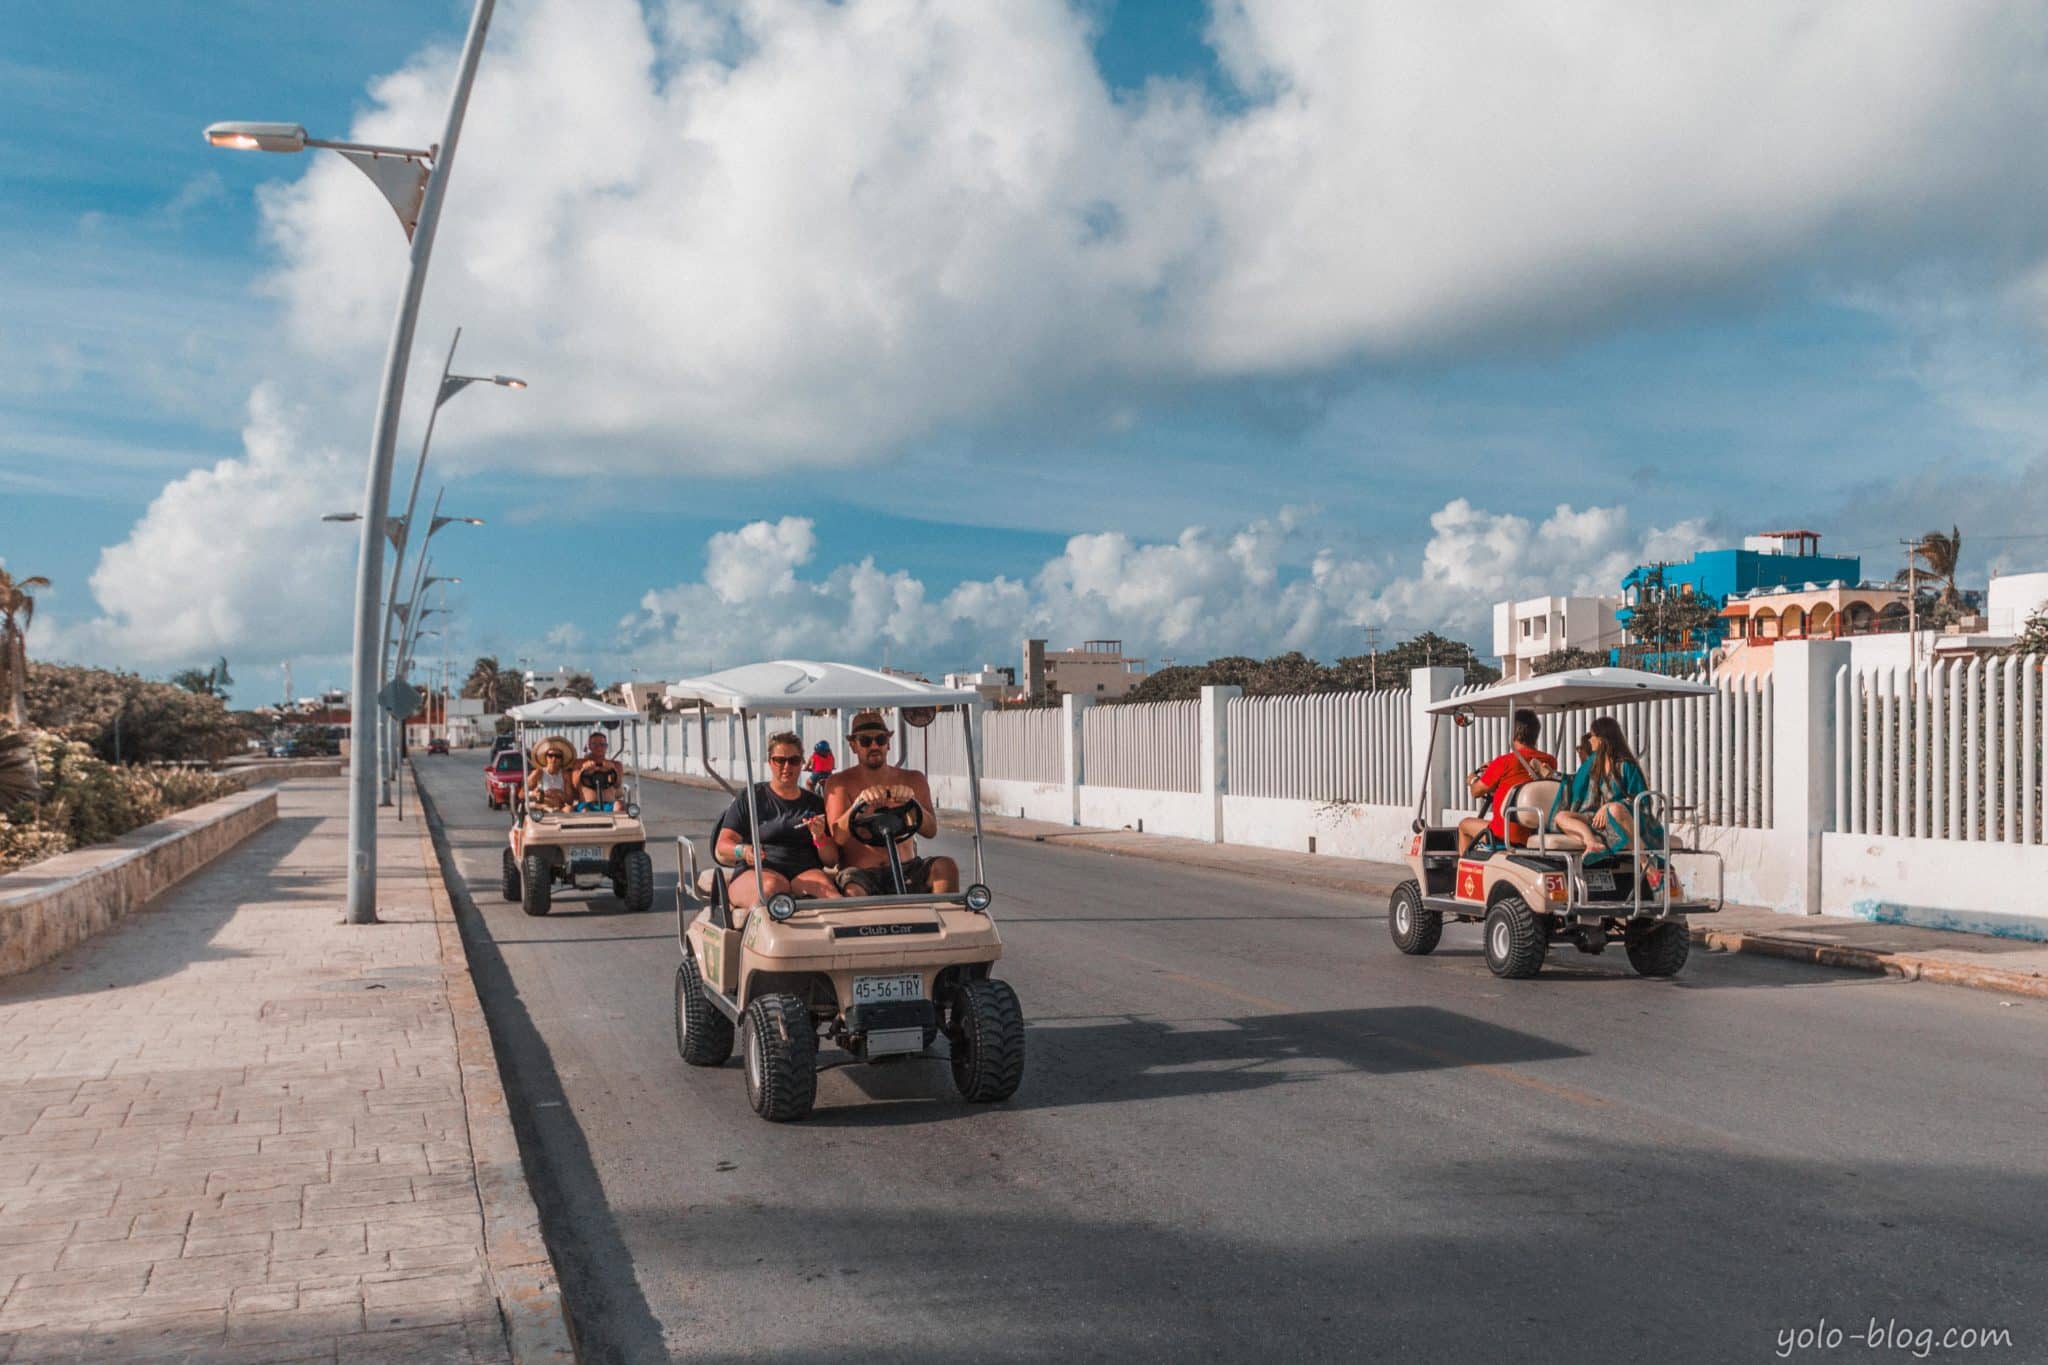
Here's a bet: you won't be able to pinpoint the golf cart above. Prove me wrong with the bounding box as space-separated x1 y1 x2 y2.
1392 668 1725 979
664 661 1023 1122
498 696 656 917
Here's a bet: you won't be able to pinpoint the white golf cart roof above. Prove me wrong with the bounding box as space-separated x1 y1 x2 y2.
1425 667 1716 717
666 660 982 714
504 696 640 724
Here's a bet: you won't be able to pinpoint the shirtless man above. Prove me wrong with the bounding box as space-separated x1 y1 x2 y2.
573 731 627 810
822 710 959 896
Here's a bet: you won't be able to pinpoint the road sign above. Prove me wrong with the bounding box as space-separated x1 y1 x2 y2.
378 679 423 718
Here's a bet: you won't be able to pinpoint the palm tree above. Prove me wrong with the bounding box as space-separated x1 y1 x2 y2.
461 656 523 714
1912 526 1964 609
0 569 52 727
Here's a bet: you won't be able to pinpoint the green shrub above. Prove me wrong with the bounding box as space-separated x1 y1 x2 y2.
0 728 245 875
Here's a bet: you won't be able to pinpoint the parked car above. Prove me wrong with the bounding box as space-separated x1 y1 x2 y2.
484 750 525 810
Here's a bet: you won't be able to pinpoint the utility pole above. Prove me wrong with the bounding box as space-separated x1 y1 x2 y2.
1900 538 1921 675
1362 625 1383 689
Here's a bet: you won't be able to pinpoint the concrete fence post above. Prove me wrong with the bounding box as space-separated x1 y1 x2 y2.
1771 639 1850 916
1062 693 1094 827
1201 685 1241 844
1408 667 1463 824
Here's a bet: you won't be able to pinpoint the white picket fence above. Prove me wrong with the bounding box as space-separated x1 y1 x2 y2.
983 707 1063 785
1225 690 1411 805
1836 655 2045 843
1443 675 1775 830
1083 700 1202 793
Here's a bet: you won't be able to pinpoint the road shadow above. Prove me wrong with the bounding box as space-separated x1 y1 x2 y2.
802 1003 1586 1128
610 1136 2048 1364
414 774 672 1365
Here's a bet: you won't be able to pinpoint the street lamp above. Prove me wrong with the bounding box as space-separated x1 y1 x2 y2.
376 327 524 804
209 0 499 925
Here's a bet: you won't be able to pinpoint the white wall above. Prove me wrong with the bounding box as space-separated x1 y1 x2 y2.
1819 833 2048 940
1079 786 1212 840
1223 796 1413 862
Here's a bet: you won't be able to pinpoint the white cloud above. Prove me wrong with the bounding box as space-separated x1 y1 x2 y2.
70 0 2048 664
60 388 358 666
250 0 2048 473
620 500 1704 674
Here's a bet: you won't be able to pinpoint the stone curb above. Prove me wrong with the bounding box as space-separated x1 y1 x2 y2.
1689 926 2048 1000
410 769 580 1363
642 769 2048 1001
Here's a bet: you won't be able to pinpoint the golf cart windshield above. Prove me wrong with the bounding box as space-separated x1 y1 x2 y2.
665 660 988 914
504 696 644 814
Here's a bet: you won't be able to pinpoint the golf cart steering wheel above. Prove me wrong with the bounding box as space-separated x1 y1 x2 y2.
847 795 924 849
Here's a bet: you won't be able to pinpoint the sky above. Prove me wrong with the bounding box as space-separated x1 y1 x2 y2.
9 0 2048 703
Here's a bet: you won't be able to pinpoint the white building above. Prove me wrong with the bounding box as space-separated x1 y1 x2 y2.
943 664 1017 703
1022 639 1148 700
1492 595 1623 680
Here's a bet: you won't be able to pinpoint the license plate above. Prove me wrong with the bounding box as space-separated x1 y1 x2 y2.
852 974 923 1005
1584 869 1616 893
569 845 604 863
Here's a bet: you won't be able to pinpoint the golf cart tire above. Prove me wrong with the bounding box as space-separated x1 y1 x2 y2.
674 954 734 1066
1388 879 1442 956
499 848 520 903
622 849 656 913
742 993 817 1122
950 978 1026 1103
520 852 552 918
1626 920 1691 978
1483 895 1546 979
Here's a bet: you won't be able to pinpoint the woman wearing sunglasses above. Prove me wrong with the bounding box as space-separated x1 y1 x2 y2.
715 730 844 911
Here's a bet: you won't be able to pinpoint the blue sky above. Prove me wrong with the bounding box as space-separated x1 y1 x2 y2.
9 1 2048 701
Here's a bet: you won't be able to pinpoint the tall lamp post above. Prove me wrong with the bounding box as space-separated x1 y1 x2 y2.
377 332 522 805
208 0 499 924
381 489 484 803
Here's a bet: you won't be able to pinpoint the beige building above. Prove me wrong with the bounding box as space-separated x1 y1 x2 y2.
1491 594 1623 680
1022 639 1148 700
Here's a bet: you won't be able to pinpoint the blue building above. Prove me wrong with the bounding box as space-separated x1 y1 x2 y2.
1617 530 1862 666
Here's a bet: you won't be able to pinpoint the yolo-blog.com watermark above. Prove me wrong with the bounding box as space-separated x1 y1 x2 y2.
1775 1317 2013 1360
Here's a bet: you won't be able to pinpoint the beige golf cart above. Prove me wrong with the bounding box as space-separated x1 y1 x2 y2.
498 696 656 917
664 661 1022 1122
1392 668 1725 979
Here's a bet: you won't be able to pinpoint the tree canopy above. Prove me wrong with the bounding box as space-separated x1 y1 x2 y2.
22 662 251 764
1120 637 1498 702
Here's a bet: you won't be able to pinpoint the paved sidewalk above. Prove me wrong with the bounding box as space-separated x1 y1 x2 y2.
0 776 542 1362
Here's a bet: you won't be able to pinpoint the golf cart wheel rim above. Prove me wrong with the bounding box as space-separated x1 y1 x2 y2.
745 1022 761 1092
1489 918 1509 961
1394 902 1409 934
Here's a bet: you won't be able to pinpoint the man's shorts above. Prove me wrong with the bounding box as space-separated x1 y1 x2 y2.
837 858 936 895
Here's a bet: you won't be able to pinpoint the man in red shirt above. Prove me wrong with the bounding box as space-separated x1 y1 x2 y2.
1457 708 1557 855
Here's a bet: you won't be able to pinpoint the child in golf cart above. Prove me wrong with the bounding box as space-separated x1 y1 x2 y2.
1456 707 1557 856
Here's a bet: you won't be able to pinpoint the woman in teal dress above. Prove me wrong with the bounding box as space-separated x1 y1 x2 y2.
1549 716 1660 853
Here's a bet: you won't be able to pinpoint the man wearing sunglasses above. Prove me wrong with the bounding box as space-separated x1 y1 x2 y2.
823 710 959 897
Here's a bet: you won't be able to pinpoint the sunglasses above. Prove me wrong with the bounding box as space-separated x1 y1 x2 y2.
767 754 803 766
851 734 890 748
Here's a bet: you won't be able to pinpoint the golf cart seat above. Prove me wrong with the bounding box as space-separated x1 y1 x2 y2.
695 867 723 898
1507 780 1588 852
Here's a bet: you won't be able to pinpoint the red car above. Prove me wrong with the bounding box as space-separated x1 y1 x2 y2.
485 750 525 811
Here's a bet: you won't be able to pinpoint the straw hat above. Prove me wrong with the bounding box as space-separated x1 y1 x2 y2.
531 736 577 767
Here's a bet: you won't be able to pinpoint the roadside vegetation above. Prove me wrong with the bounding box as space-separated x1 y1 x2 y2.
0 728 245 875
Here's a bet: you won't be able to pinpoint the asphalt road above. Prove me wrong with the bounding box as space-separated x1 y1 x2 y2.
413 755 2048 1364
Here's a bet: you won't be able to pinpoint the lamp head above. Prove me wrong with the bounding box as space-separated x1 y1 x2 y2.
204 122 308 154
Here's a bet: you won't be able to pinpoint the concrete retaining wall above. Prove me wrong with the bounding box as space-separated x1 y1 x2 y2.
220 759 345 785
0 787 278 976
1819 832 2048 940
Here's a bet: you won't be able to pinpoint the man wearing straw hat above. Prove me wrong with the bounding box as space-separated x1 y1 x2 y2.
823 710 958 896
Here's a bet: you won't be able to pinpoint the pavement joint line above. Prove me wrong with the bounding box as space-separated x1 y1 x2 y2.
409 767 580 1364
